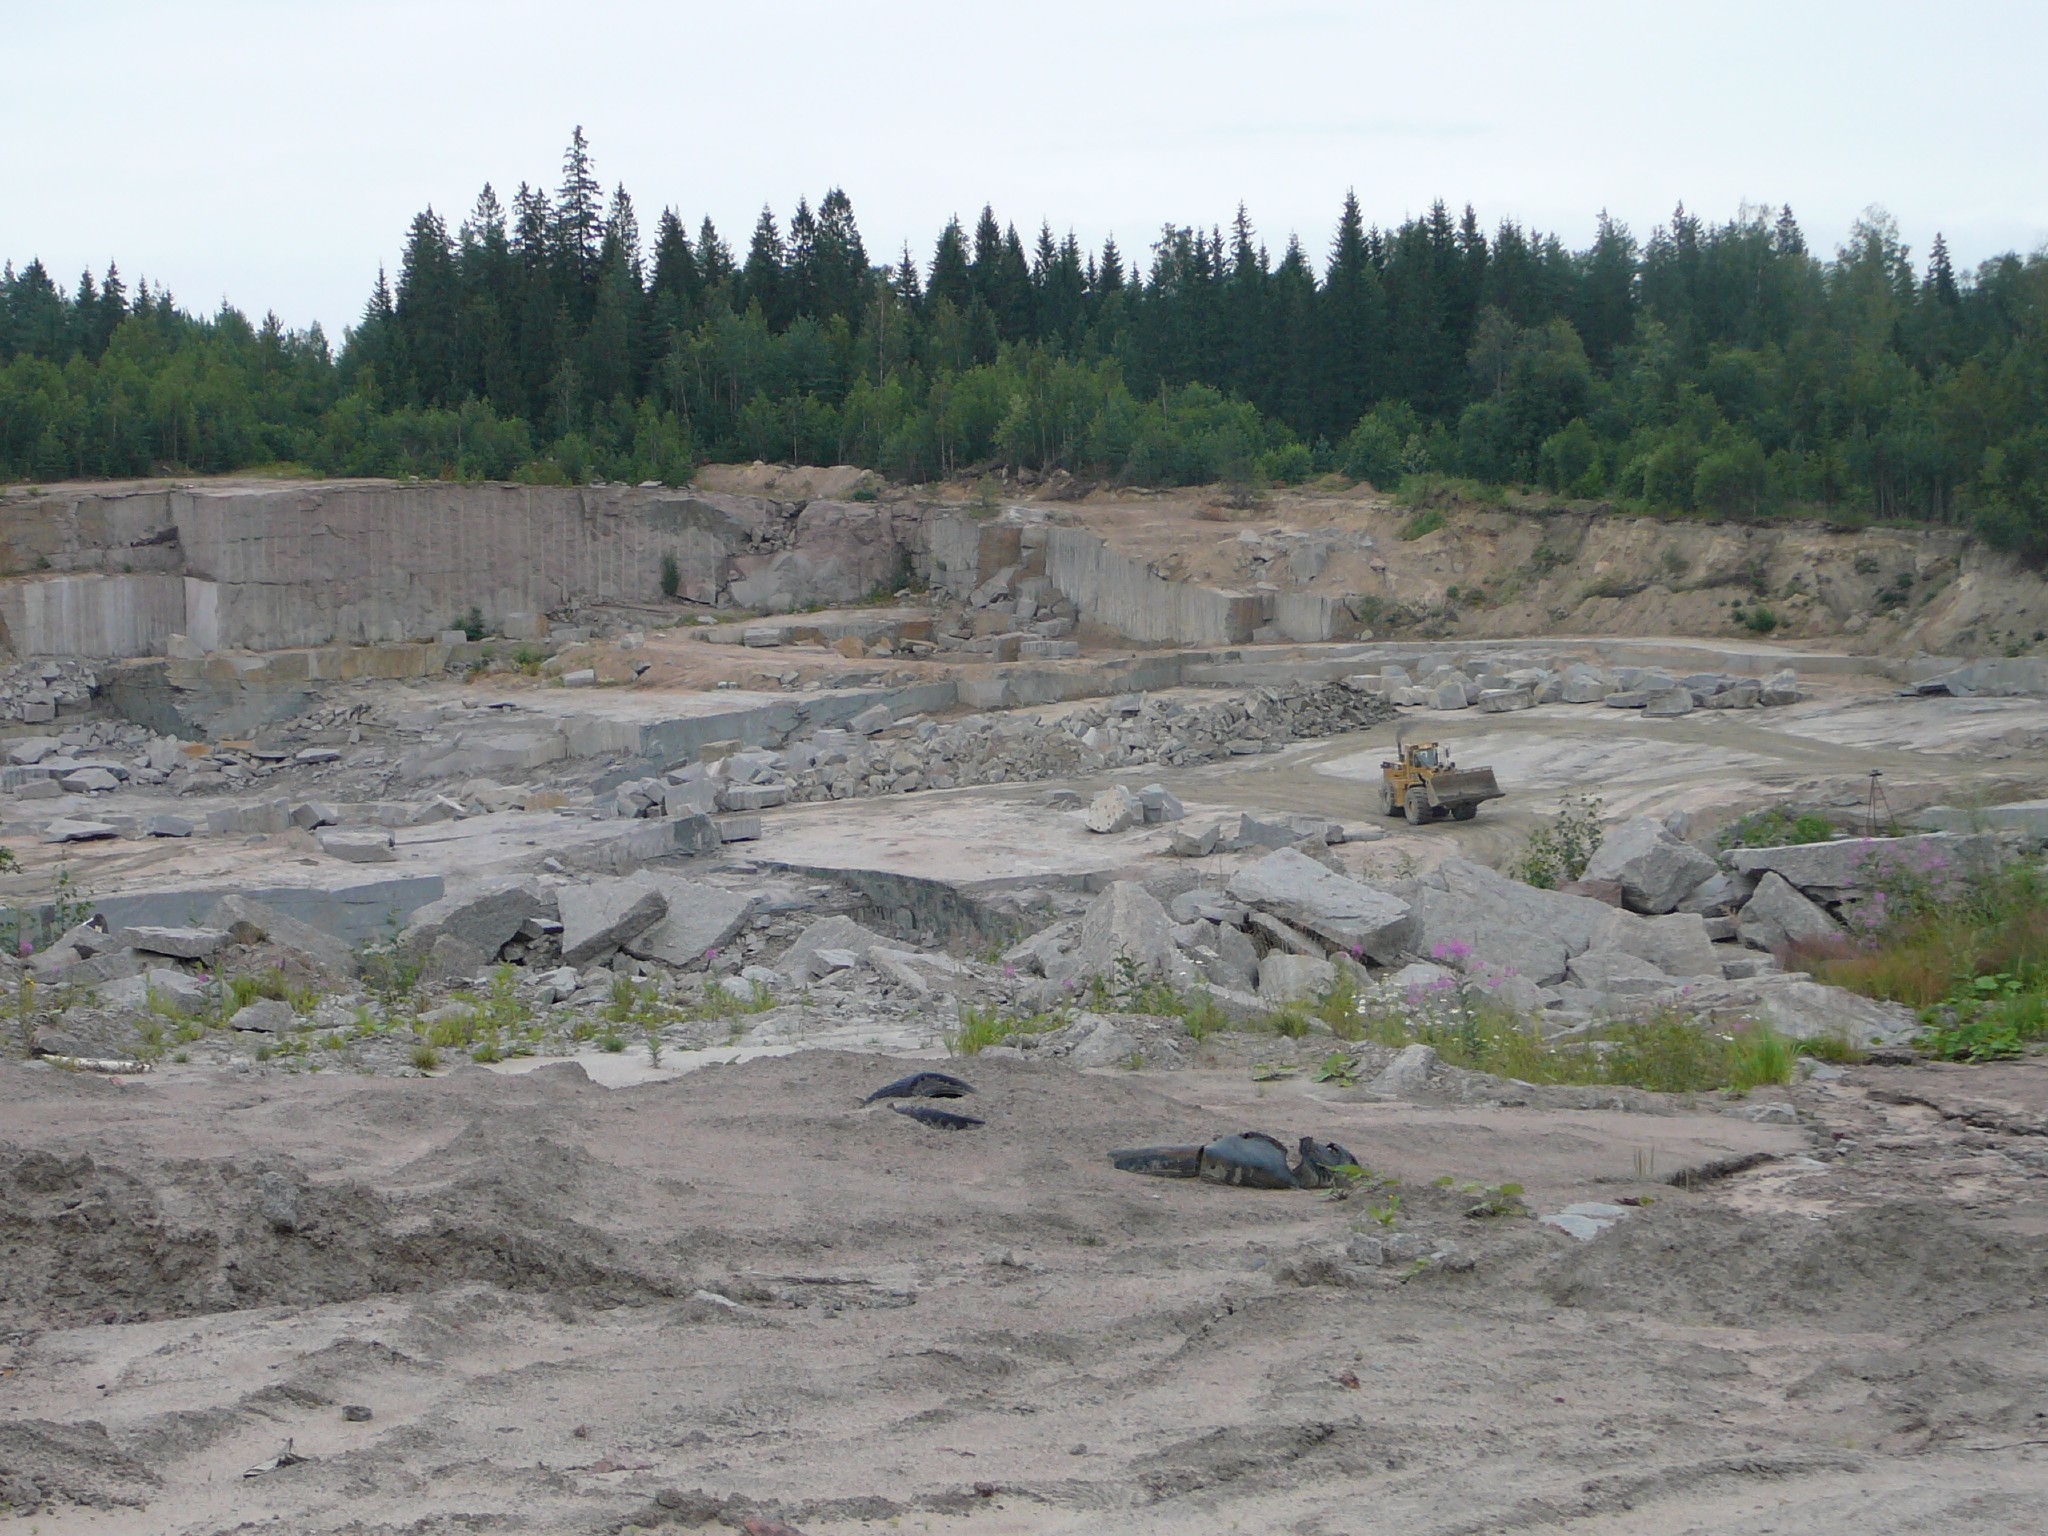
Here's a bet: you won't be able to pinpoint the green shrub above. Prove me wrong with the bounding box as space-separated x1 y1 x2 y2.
659 553 681 598
1510 795 1604 889
1258 442 1314 485
1400 508 1445 541
1717 807 1833 850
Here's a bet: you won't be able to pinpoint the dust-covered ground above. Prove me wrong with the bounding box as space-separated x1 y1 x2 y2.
4 1049 2046 1535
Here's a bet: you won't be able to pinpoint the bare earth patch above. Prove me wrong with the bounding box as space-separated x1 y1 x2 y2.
3 1050 2045 1533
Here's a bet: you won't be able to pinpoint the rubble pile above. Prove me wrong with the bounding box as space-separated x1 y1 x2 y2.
0 658 98 724
613 682 1396 817
1364 660 1804 716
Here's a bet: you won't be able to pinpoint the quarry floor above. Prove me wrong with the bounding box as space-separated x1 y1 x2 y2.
5 1051 2047 1535
6 646 2048 1532
11 667 2044 912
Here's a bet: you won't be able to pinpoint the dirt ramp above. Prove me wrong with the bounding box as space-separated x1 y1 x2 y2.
0 1419 159 1512
0 1136 689 1327
1542 1198 2048 1329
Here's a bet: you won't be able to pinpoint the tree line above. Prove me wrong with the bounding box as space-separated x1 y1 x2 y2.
4 127 2046 560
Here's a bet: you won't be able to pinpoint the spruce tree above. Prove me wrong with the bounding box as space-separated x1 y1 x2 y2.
741 206 786 325
1318 191 1385 436
553 126 603 292
649 209 701 331
812 188 870 325
928 218 972 311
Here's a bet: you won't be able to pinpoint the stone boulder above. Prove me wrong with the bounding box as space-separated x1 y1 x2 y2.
101 968 211 1016
399 884 556 962
1581 818 1717 914
318 829 396 864
1394 857 1622 985
1726 832 2000 903
1226 849 1410 962
1664 973 1915 1046
1062 1017 1144 1068
1589 909 1724 978
1370 1043 1439 1098
1735 872 1842 952
1048 881 1189 987
1138 784 1185 823
1642 688 1694 717
558 879 668 966
118 926 227 962
778 914 889 984
621 879 759 968
1191 922 1260 993
1258 953 1337 1004
43 819 117 843
229 999 298 1033
202 896 354 974
1564 950 1679 997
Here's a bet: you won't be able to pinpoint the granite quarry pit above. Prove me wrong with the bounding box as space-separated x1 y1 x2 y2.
2 472 2047 1533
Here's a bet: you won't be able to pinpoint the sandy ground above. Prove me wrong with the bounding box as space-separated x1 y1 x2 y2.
4 1051 2047 1535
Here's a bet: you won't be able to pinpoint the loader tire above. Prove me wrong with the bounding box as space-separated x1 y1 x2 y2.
1451 803 1478 821
1405 790 1430 826
1378 782 1398 816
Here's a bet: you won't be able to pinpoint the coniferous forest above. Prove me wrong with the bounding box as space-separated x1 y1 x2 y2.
4 129 2046 560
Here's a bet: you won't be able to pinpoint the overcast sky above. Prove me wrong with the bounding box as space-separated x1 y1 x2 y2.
8 0 2046 336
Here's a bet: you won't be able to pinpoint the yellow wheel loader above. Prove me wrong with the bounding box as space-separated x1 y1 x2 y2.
1379 734 1504 825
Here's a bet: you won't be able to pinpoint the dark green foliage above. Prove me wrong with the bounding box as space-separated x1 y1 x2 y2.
4 137 2048 564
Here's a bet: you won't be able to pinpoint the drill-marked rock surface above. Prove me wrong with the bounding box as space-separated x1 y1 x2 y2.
1084 784 1141 834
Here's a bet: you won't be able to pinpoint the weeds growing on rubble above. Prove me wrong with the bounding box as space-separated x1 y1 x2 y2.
948 1001 1067 1056
1790 854 2048 1060
1351 975 1795 1093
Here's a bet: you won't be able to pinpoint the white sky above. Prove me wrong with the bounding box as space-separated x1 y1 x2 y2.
7 0 2046 337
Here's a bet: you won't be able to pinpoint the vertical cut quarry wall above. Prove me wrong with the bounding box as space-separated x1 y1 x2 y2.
0 573 187 657
0 481 913 657
173 484 752 648
1044 526 1262 645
